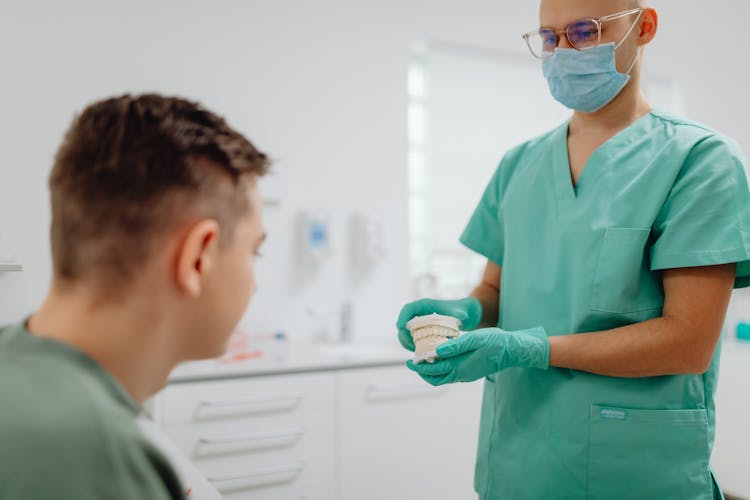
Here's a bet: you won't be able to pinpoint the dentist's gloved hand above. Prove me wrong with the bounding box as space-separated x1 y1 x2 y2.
406 326 550 385
396 297 482 351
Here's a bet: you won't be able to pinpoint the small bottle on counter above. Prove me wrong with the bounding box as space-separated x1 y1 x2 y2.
736 322 750 342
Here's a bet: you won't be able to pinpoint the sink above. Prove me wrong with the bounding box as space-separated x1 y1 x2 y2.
316 342 407 360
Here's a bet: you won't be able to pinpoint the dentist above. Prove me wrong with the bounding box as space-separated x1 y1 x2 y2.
398 1 750 498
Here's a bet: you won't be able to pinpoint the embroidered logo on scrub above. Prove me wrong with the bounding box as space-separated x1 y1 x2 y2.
600 408 627 420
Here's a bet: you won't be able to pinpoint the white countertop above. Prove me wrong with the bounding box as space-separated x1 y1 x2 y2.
168 341 410 383
166 338 750 384
722 338 750 355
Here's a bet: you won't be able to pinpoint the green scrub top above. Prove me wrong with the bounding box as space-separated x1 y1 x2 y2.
460 109 750 500
0 322 185 500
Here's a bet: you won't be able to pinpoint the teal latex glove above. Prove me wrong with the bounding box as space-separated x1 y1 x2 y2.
406 326 550 385
396 297 482 351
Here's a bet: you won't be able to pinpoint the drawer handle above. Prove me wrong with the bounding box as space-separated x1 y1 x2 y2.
207 462 305 493
365 384 448 402
195 426 305 457
195 394 304 420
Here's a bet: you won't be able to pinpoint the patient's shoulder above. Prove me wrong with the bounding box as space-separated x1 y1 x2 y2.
0 330 183 498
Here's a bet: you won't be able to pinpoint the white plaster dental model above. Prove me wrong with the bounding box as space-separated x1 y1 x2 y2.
406 314 461 364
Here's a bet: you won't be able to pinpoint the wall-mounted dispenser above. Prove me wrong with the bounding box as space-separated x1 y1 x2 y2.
351 212 387 267
299 211 332 265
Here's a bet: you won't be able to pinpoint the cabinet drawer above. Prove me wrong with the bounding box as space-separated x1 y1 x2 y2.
341 366 453 408
158 372 335 425
162 409 334 471
187 438 335 491
164 407 335 439
219 475 336 500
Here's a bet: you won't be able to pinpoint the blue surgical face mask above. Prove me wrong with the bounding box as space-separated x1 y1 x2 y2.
542 18 642 113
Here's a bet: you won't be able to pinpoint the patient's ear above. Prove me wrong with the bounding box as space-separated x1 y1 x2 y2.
175 219 220 297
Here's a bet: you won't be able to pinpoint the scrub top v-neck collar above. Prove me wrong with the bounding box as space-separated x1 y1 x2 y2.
552 110 656 203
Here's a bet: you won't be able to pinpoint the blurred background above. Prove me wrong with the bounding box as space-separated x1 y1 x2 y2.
1 1 749 498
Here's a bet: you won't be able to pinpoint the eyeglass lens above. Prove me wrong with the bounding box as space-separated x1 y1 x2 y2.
528 18 600 58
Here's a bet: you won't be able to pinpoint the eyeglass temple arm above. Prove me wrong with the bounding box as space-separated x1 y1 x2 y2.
524 7 643 37
598 7 643 24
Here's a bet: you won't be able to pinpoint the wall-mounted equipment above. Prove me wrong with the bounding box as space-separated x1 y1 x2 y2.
0 233 22 272
299 211 332 265
351 212 386 267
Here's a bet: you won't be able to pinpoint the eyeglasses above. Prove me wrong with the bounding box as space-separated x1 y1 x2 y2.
523 8 643 59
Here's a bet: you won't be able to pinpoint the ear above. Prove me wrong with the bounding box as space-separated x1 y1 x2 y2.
638 8 658 45
175 219 221 297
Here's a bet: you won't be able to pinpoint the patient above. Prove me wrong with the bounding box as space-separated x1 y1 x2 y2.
0 94 269 498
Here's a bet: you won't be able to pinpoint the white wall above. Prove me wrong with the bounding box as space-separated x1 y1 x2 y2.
3 0 750 496
2 0 750 342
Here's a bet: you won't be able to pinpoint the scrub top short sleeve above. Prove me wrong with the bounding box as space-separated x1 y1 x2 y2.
650 135 750 288
460 156 512 266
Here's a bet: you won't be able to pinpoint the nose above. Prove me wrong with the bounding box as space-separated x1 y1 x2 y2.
557 32 574 49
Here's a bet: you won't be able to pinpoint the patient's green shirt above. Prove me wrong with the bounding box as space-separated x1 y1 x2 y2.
0 322 184 499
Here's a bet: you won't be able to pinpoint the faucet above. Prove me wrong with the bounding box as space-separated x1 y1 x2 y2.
307 302 354 343
339 302 353 343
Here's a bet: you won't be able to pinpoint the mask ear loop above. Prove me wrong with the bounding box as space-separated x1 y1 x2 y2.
615 10 645 75
615 10 645 49
625 46 642 75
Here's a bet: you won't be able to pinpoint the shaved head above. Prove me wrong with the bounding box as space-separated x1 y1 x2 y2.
541 0 647 22
610 0 647 7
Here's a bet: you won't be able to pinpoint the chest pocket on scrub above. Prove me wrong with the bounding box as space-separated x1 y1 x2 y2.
590 227 664 314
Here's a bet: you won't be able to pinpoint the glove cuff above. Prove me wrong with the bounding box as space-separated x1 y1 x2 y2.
460 296 483 331
523 326 550 370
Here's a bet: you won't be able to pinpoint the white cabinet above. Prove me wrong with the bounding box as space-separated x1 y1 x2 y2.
155 372 336 499
337 366 483 500
713 342 750 498
153 364 484 500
